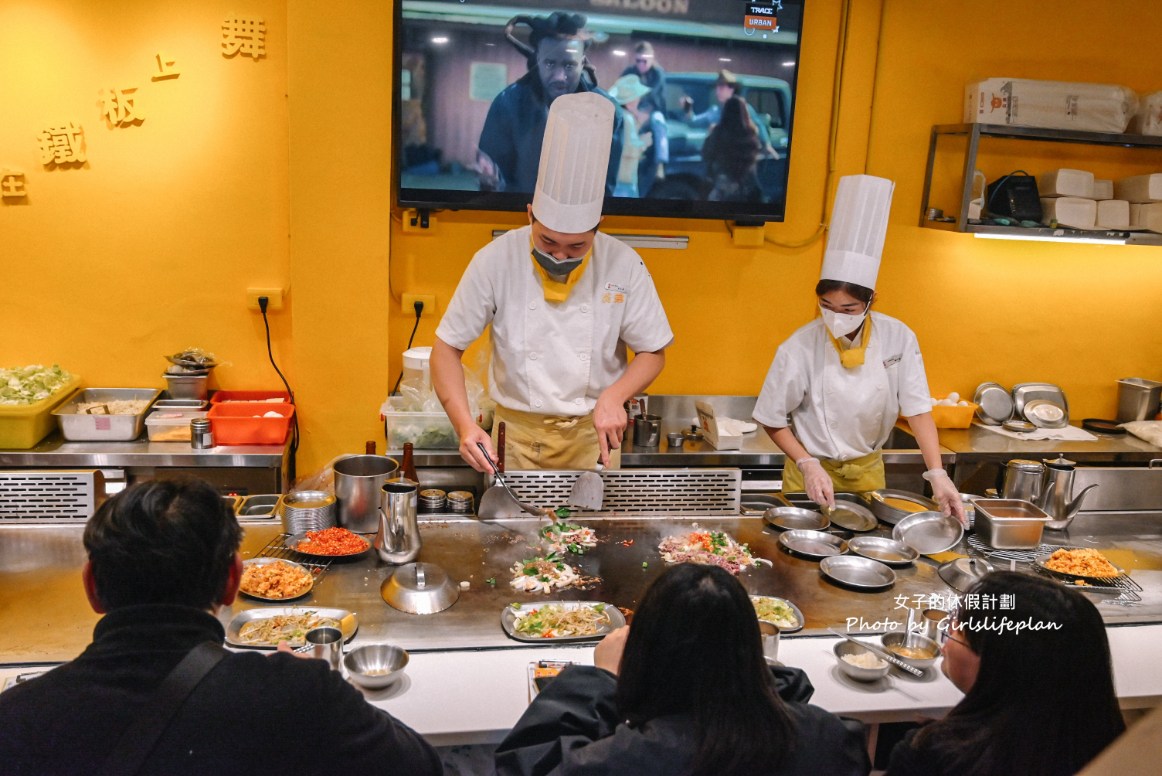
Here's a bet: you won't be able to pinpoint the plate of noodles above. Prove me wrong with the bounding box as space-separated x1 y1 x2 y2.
501 601 626 643
225 607 358 649
1033 548 1125 583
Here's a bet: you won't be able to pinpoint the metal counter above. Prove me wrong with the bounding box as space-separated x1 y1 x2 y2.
4 510 1161 665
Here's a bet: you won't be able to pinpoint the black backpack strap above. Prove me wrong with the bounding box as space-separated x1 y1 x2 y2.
97 641 227 776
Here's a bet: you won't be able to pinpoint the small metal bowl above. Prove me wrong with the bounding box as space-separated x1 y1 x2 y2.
880 631 940 671
833 640 890 682
892 511 964 555
764 506 828 531
343 644 409 690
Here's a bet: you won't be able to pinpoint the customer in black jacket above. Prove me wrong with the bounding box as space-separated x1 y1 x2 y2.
0 477 441 776
495 563 869 776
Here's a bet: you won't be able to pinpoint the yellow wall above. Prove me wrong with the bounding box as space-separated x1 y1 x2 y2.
3 1 1161 479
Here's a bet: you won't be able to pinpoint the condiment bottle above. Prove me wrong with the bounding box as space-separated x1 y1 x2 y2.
401 442 419 484
365 440 377 455
191 418 214 449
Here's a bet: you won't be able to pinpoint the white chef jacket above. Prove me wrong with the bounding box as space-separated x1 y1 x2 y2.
435 226 673 417
753 313 933 461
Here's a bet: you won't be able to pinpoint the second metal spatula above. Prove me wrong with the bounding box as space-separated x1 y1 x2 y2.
568 458 605 510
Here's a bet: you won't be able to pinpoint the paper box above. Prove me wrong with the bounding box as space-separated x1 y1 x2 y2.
1040 197 1096 229
1038 168 1094 198
965 78 1137 133
694 400 743 451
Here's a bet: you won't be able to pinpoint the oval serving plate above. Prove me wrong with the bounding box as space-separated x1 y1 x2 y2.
892 511 964 555
225 606 358 649
778 529 848 560
763 506 828 532
828 502 878 532
239 557 315 602
847 536 919 567
973 382 1013 425
285 530 372 560
819 555 896 591
501 601 626 643
1032 550 1126 583
749 595 805 633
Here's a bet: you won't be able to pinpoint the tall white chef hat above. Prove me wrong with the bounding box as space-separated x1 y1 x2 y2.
819 174 895 290
531 92 614 234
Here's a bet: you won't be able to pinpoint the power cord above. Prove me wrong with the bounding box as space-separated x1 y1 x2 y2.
391 300 424 395
258 295 298 483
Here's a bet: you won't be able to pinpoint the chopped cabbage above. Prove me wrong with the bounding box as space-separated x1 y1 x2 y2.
0 364 74 405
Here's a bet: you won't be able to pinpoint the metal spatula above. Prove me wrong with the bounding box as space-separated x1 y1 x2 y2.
568 458 605 510
475 442 545 518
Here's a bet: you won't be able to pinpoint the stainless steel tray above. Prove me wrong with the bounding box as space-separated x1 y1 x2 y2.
239 557 314 601
52 388 161 441
778 529 848 560
225 606 358 648
820 555 896 591
750 595 805 633
847 536 919 567
500 601 626 643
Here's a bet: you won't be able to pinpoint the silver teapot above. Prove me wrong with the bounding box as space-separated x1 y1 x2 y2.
1035 456 1098 531
375 479 422 564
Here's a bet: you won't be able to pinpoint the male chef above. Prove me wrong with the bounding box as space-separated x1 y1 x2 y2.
433 92 673 472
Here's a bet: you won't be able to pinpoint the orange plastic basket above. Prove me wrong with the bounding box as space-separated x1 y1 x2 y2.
206 402 294 445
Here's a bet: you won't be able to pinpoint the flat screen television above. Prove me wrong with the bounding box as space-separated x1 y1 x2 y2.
394 0 806 224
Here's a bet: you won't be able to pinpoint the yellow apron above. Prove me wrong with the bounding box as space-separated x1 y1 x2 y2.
782 449 885 495
492 405 622 471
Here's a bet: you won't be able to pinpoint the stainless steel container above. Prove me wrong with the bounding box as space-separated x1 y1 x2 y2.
1116 378 1162 422
334 454 399 533
972 498 1051 549
376 480 421 564
163 373 209 400
633 414 661 447
52 388 161 441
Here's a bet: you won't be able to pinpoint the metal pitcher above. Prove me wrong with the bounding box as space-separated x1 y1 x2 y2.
1002 459 1044 502
375 479 421 564
1035 456 1098 531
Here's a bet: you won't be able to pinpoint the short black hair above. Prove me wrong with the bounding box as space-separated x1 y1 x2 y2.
616 564 794 776
83 477 242 610
815 279 874 304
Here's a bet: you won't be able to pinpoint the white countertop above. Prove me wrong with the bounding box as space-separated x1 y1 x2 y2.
5 625 1160 746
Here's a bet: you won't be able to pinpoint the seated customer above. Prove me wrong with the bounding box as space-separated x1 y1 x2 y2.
0 477 441 776
495 563 869 776
887 571 1125 776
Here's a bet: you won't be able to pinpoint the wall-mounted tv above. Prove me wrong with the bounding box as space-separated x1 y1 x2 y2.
394 0 806 224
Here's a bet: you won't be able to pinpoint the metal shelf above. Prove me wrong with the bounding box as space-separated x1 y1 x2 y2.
919 123 1162 244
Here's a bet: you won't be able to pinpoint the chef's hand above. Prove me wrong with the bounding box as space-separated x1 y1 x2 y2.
797 457 835 509
924 469 967 527
592 394 627 467
594 625 629 676
458 424 496 474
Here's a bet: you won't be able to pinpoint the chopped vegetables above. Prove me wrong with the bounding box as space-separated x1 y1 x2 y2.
510 552 581 594
750 595 801 630
0 365 74 405
658 526 768 575
540 521 598 555
512 603 610 639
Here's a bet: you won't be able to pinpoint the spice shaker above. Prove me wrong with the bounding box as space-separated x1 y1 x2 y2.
191 418 214 448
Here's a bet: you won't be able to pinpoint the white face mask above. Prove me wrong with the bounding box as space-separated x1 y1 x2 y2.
819 303 869 339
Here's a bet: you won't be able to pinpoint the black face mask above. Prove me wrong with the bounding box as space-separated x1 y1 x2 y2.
531 245 583 277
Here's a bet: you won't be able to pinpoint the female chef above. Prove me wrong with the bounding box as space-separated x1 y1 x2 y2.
753 175 966 524
432 92 673 472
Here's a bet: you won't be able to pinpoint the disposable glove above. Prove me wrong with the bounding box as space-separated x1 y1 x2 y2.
923 468 967 527
796 457 834 509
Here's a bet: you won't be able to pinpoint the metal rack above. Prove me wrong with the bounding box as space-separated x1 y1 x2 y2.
966 535 1142 604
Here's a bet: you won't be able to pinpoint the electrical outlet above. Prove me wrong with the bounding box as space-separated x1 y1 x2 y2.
402 293 435 317
246 287 286 311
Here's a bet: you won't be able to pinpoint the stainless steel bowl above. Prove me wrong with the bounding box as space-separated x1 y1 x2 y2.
892 511 964 555
868 489 937 525
833 640 890 682
343 644 409 690
380 562 460 614
763 506 828 531
880 631 940 670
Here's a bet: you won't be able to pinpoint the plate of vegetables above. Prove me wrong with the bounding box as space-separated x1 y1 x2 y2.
501 601 626 643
